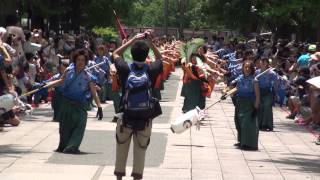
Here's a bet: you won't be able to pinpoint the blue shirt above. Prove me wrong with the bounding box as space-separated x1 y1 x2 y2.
61 66 95 103
277 76 288 90
0 54 4 70
230 63 243 78
86 60 103 85
215 48 231 59
228 58 243 70
297 54 310 69
232 75 257 98
95 56 112 84
223 52 236 61
255 69 277 91
94 56 110 72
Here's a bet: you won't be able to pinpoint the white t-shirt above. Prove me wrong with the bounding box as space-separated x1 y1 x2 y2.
28 63 37 83
23 41 41 55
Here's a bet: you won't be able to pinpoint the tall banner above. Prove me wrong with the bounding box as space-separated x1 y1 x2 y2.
113 10 128 40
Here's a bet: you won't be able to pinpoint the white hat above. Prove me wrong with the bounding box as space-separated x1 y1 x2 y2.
0 27 6 34
307 76 320 89
67 35 75 42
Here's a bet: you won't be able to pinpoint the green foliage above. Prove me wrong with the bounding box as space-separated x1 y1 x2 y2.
180 38 205 63
86 0 135 27
126 0 212 29
91 27 118 41
20 0 320 40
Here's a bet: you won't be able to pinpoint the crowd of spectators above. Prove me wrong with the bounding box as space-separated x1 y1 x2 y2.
0 24 118 131
210 35 320 145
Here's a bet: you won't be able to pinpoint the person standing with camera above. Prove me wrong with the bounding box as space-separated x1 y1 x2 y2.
112 30 163 180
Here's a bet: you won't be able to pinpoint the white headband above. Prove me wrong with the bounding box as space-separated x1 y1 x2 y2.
0 27 6 35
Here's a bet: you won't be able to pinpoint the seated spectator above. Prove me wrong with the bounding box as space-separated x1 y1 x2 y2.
23 30 41 56
310 52 320 77
275 70 289 107
0 53 20 128
305 76 320 145
290 44 316 72
286 68 311 119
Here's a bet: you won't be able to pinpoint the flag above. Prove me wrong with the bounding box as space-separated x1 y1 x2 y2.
113 10 127 40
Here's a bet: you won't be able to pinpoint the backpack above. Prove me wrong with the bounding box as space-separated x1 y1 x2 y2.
122 63 155 130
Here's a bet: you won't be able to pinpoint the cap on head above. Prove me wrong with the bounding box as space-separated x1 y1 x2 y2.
308 44 317 52
0 27 7 36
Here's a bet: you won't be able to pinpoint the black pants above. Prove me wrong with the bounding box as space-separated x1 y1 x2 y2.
0 110 15 123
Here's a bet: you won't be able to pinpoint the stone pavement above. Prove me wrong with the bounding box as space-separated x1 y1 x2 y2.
0 68 320 180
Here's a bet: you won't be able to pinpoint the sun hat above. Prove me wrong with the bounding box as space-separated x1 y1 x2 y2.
307 76 320 89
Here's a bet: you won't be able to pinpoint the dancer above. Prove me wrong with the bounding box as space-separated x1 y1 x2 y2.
49 49 103 154
256 57 277 131
230 60 260 150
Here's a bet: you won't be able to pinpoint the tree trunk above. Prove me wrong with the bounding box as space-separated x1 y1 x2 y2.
164 0 169 36
178 0 185 39
317 22 320 42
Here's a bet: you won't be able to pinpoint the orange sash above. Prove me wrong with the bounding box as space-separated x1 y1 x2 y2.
154 74 162 89
111 75 120 92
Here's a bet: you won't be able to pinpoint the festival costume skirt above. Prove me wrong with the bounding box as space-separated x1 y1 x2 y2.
258 90 274 130
181 80 205 113
236 97 259 149
52 90 62 121
57 96 88 152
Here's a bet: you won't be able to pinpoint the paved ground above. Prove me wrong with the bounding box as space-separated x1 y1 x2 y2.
0 68 320 180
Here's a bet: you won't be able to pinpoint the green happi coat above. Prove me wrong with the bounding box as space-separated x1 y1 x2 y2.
57 97 88 152
51 90 62 122
232 74 259 149
232 96 241 143
256 68 277 131
56 66 96 153
98 83 107 102
181 57 207 113
181 79 205 113
258 90 274 130
236 97 259 149
104 81 121 113
111 90 122 113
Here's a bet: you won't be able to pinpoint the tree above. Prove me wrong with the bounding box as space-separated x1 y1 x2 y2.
126 0 211 29
13 0 320 41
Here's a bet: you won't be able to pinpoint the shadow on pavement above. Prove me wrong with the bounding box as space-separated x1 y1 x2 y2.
252 156 320 174
0 144 47 158
48 130 168 167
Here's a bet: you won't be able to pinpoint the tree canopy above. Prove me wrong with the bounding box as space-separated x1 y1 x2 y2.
9 0 320 40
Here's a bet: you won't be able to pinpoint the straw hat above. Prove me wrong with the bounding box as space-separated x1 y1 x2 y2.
307 76 320 89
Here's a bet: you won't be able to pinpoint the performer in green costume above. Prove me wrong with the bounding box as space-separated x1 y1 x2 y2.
256 57 277 131
49 49 103 154
230 61 260 150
